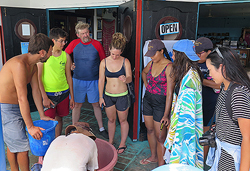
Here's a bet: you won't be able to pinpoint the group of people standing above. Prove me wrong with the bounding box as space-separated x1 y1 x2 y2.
141 38 250 171
0 19 250 170
42 22 132 154
0 21 132 170
65 23 132 155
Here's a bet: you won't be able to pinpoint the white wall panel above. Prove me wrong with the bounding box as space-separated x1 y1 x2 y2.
29 0 129 9
0 0 30 8
0 0 231 9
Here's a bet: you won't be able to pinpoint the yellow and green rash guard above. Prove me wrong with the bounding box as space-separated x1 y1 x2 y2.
42 51 69 92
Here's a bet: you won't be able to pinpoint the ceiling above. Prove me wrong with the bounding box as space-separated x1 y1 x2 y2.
199 2 250 18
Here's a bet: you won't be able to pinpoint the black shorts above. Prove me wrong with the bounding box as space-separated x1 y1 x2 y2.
104 94 130 111
143 91 166 122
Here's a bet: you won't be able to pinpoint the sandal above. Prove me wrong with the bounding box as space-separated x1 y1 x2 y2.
31 163 42 171
117 146 127 154
139 158 157 165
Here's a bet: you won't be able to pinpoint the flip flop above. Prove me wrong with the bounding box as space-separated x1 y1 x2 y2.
139 158 157 165
117 146 127 154
30 163 42 171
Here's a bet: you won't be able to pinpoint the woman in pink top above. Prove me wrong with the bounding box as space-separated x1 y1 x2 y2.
140 39 175 166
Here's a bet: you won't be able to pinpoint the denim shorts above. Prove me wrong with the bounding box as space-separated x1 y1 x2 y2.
72 78 99 103
1 103 30 153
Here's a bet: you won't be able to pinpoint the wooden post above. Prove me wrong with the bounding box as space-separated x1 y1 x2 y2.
133 0 143 140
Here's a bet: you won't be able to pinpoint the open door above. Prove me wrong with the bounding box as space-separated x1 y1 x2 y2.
119 1 198 140
143 1 198 42
118 0 137 140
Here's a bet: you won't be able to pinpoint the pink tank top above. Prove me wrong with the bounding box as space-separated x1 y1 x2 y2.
146 62 172 96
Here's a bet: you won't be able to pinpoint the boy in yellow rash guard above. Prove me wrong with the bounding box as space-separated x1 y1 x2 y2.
37 28 75 137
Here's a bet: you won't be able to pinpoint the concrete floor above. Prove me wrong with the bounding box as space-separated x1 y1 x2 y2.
5 101 158 171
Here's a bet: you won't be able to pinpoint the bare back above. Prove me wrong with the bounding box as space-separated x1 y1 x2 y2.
0 54 37 104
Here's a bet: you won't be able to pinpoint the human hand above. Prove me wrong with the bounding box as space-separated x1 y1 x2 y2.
160 116 170 127
71 63 75 71
27 126 44 140
118 75 126 83
70 99 75 110
99 98 106 108
40 115 54 121
43 98 54 109
211 124 216 131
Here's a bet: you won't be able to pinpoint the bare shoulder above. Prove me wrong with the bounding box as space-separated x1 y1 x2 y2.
164 58 172 65
5 54 27 70
100 58 106 67
66 52 71 58
145 60 152 68
166 60 172 67
100 57 106 64
124 57 131 65
65 52 72 64
124 57 130 62
165 59 173 72
12 54 38 76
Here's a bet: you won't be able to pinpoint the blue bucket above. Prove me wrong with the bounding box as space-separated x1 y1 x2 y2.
26 120 58 156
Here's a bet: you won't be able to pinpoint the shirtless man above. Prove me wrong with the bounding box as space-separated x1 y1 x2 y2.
0 33 54 171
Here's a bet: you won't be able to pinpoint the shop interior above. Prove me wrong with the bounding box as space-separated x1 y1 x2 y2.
49 2 250 67
198 2 250 67
49 7 118 56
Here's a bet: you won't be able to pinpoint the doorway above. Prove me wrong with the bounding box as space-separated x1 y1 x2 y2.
197 1 250 67
47 7 118 56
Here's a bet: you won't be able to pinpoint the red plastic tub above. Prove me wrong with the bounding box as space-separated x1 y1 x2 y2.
38 138 118 171
96 138 118 171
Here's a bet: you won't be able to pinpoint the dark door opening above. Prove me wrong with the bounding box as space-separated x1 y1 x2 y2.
198 2 250 67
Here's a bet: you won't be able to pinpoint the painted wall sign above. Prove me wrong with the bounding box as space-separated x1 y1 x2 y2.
160 22 179 35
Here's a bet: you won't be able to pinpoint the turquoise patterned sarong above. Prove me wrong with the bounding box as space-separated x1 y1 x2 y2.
164 68 204 169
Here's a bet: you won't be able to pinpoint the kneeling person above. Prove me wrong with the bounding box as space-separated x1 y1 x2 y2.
41 122 98 171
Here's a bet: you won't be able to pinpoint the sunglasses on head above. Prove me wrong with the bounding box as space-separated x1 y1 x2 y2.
211 47 224 59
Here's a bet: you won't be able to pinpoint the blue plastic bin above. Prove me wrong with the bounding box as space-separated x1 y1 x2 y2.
26 120 58 156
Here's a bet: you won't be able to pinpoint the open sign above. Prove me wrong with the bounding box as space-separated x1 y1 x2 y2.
160 22 179 35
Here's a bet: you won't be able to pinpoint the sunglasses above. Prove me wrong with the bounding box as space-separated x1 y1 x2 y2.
211 47 224 59
197 51 205 57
